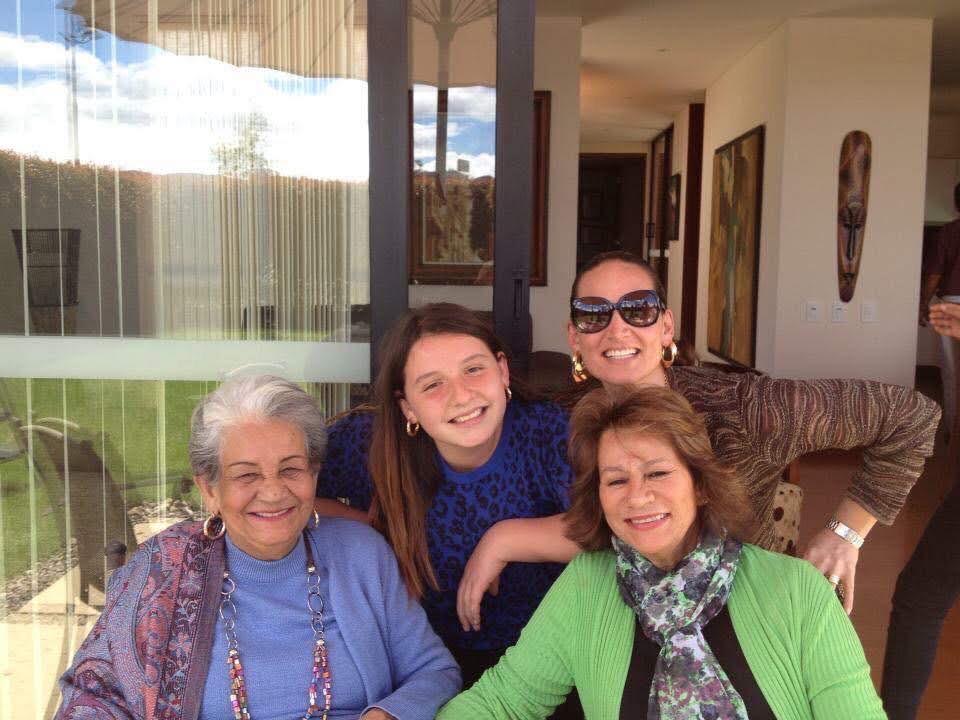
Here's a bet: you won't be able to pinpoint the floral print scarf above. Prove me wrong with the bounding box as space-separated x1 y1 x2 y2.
613 530 747 720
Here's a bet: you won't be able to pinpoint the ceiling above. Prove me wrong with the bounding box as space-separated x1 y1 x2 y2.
538 0 960 143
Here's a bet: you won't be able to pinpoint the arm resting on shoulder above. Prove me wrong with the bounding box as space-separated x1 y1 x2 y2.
314 497 369 524
457 514 580 631
744 375 938 609
744 374 940 525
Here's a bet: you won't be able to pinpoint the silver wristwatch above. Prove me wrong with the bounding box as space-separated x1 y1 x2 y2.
827 519 865 549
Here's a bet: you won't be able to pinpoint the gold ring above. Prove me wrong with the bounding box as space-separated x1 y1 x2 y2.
835 580 846 605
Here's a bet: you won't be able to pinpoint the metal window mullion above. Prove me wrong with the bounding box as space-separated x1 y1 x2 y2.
368 0 409 378
493 0 534 363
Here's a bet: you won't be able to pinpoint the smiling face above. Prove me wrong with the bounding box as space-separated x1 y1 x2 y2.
195 418 317 560
568 260 675 390
399 333 510 472
597 428 702 570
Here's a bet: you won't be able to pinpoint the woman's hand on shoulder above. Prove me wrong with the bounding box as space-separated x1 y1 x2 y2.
802 529 858 615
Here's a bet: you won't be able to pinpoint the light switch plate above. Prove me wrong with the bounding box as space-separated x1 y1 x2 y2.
861 300 878 323
804 300 823 323
831 302 849 323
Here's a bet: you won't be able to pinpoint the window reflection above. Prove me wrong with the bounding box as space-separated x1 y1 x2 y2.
0 2 370 716
0 375 361 718
409 1 497 288
0 0 370 340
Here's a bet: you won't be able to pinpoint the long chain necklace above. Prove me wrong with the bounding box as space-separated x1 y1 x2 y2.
219 529 332 720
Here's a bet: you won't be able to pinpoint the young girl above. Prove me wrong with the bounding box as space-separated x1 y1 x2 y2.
315 303 572 685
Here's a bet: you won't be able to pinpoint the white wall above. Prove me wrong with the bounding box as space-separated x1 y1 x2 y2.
696 19 932 387
772 19 932 386
531 17 582 352
697 24 789 371
409 17 582 353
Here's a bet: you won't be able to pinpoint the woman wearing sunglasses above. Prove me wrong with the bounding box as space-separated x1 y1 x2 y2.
459 250 939 627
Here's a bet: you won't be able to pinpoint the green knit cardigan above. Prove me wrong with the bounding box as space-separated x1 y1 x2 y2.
437 544 885 719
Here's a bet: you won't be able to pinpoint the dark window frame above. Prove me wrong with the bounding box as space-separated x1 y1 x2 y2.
368 0 536 377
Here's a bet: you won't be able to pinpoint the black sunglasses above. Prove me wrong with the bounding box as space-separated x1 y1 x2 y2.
570 289 666 333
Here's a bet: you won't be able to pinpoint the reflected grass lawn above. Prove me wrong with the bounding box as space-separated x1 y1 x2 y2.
0 378 207 582
0 377 349 585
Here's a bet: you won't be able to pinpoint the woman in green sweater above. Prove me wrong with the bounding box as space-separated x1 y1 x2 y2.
438 387 885 719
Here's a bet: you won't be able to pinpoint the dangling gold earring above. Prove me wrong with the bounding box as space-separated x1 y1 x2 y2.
405 419 420 436
312 509 320 528
661 342 678 368
203 513 225 540
571 353 589 383
505 386 513 401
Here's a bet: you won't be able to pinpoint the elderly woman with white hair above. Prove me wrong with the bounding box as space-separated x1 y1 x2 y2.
55 375 460 720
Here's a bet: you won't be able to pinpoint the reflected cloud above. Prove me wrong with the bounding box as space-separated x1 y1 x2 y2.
0 31 369 180
412 83 495 121
419 152 495 179
413 120 463 157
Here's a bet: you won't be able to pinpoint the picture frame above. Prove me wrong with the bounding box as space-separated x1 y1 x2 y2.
666 172 681 241
707 124 764 367
409 90 550 286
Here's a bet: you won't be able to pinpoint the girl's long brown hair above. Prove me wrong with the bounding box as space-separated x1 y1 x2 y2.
368 303 537 598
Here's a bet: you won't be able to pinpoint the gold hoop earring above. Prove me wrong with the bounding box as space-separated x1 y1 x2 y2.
505 386 513 401
571 353 589 383
661 342 678 368
203 513 225 540
406 419 420 437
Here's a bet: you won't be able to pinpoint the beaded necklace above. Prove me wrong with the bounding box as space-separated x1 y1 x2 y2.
219 530 332 720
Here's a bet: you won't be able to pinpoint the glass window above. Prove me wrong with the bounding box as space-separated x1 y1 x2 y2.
0 2 369 715
409 2 497 308
0 0 369 343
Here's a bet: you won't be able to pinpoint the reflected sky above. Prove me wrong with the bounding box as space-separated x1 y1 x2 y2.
1 2 497 182
0 2 370 180
413 83 496 178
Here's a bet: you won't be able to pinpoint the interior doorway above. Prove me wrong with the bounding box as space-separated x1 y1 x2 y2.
576 153 646 273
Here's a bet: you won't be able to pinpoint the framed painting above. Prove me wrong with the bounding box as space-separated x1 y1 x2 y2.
409 90 550 286
666 172 681 241
707 124 764 367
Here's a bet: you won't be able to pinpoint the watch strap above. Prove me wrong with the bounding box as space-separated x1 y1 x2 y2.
827 519 865 549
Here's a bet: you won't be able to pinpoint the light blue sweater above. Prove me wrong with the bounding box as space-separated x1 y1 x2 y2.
199 519 460 720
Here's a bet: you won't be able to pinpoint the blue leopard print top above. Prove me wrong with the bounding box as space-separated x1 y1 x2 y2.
317 400 572 651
